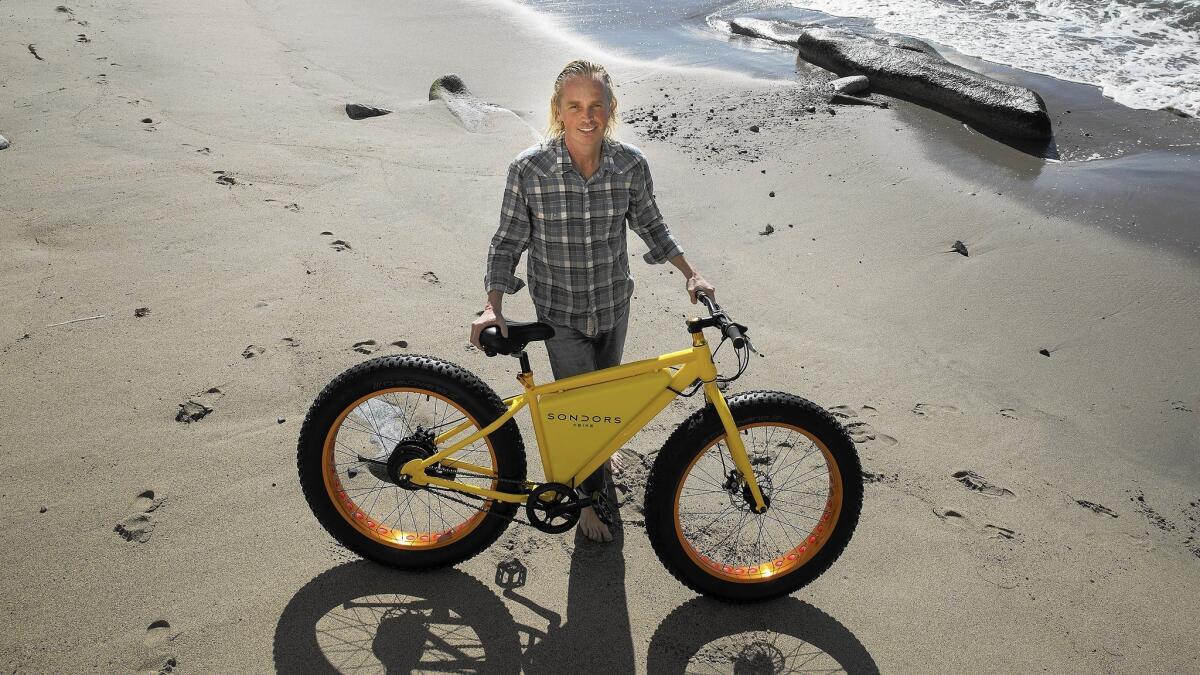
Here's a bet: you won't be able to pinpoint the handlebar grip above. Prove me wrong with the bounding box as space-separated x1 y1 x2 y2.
696 291 716 314
725 322 746 349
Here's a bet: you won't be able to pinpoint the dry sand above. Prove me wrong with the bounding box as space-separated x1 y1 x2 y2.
2 0 1198 672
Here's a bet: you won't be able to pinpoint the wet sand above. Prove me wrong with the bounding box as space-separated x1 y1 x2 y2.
2 0 1198 672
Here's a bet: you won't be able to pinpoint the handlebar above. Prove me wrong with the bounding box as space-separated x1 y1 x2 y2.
695 291 749 350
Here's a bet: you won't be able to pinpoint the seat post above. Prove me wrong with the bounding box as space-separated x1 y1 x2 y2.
516 350 532 374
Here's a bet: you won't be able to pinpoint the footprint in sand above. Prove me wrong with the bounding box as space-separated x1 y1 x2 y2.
999 408 1018 420
932 507 970 528
952 470 1016 498
175 387 222 423
143 619 178 674
933 507 1018 540
983 524 1016 540
861 469 898 485
241 344 265 359
828 405 897 445
329 239 352 252
114 490 166 543
390 340 408 349
352 340 379 355
913 403 959 417
280 337 300 348
422 271 440 284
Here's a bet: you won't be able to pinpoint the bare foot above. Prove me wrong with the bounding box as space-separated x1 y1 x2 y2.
608 452 626 476
577 506 612 542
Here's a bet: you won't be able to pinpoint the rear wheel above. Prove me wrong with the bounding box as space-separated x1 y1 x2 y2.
645 391 862 601
297 354 526 569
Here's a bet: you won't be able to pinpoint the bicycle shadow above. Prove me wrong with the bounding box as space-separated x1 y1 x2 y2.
273 561 523 674
275 556 876 674
645 596 880 674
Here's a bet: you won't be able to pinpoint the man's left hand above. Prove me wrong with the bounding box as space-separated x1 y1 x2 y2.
686 272 716 304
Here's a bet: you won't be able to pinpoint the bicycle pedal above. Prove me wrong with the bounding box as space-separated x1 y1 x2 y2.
592 491 616 526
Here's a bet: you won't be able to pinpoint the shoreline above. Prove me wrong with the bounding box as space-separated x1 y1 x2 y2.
2 0 1198 672
508 0 1200 261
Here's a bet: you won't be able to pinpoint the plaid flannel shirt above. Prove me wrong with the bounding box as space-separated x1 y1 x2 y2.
485 137 683 336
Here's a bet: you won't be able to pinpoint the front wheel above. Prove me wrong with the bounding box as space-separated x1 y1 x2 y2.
645 391 862 601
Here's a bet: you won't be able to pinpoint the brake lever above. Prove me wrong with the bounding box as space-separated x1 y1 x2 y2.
733 323 760 355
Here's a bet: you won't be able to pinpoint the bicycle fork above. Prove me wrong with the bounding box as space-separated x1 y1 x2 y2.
704 382 768 513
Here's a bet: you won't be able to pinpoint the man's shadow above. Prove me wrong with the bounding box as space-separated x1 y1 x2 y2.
519 477 636 673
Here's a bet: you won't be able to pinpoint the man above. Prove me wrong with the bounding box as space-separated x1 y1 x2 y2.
470 60 716 542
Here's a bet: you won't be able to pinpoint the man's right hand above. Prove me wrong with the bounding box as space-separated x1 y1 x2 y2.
470 303 508 350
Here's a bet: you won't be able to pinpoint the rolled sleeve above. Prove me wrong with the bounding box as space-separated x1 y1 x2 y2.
627 156 683 264
485 162 531 294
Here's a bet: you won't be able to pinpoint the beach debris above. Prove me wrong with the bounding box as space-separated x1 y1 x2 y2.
731 18 1049 141
27 44 44 61
769 191 775 197
759 224 774 236
422 271 440 284
134 307 150 317
345 103 392 120
748 124 760 133
352 339 379 354
39 506 48 513
797 27 1050 141
215 171 237 186
277 416 286 424
175 387 222 423
1038 348 1051 357
830 75 869 95
830 93 890 108
0 135 10 150
329 239 351 252
951 240 969 256
429 73 533 136
141 117 153 124
281 336 300 347
241 344 265 359
729 17 804 44
46 314 105 328
390 340 408 348
76 33 89 43
827 107 837 115
175 400 212 423
1076 500 1118 518
952 470 1016 498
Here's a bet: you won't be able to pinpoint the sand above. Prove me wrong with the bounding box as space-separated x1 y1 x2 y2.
2 0 1198 672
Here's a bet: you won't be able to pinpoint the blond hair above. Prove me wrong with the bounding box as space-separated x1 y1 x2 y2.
547 60 619 139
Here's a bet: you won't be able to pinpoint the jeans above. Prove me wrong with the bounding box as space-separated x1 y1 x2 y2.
541 307 630 494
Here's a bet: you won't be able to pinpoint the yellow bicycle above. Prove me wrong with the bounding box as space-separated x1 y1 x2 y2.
297 293 862 601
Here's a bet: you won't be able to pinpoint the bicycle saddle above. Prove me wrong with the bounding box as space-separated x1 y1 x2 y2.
479 321 555 356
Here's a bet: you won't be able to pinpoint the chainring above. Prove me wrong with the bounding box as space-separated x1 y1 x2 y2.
525 482 582 534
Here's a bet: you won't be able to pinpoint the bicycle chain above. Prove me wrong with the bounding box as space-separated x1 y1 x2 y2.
417 469 614 531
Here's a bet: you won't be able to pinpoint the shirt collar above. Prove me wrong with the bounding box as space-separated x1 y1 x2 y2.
554 136 618 177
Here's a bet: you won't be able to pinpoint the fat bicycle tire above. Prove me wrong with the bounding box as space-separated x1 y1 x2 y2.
297 354 526 569
644 390 862 602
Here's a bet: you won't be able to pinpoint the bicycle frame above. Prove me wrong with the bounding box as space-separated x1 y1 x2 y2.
401 327 768 511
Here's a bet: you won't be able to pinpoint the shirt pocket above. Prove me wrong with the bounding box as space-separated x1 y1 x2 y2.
593 188 630 240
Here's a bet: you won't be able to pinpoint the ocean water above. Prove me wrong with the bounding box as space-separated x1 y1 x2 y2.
519 0 1200 116
513 0 1200 258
